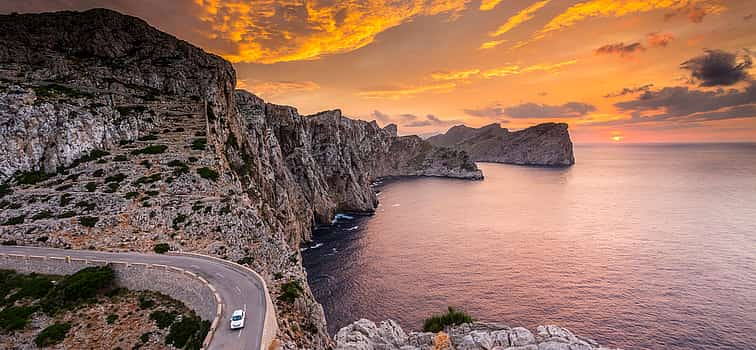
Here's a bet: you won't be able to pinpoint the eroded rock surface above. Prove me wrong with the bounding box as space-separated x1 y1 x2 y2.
427 123 575 166
335 320 619 350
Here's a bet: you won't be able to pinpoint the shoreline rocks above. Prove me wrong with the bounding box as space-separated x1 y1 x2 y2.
335 319 619 350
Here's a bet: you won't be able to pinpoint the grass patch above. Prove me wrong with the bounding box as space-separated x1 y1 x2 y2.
190 138 207 151
0 306 36 331
153 243 170 254
422 307 473 332
34 323 71 347
196 167 219 181
277 280 303 303
78 216 99 227
131 145 168 155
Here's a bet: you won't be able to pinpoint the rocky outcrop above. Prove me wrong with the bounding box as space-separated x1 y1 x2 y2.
0 9 481 349
427 123 575 166
335 319 619 350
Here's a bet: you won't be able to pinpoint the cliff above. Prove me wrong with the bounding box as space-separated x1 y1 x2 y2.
0 9 480 349
335 319 619 350
427 123 576 166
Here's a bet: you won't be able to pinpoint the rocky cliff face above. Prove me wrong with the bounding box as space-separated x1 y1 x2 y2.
335 319 619 350
0 9 481 349
427 123 576 166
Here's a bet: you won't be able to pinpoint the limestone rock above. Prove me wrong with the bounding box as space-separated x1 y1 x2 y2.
427 123 575 166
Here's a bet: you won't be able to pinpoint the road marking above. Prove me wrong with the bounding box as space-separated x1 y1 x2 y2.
190 264 199 269
235 286 242 294
216 272 224 278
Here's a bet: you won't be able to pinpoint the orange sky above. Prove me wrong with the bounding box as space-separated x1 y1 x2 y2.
2 0 755 143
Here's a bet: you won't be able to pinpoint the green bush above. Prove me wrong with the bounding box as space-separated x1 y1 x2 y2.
134 173 162 185
31 210 53 220
196 167 219 181
165 316 210 350
149 310 177 329
92 169 105 177
0 306 36 331
57 211 76 219
75 200 96 211
0 183 12 199
34 323 71 347
60 193 73 206
124 192 140 200
131 145 168 155
422 307 474 332
79 216 99 227
167 160 189 176
106 313 118 324
105 174 127 183
2 215 25 226
277 280 303 303
190 138 207 151
113 155 129 162
138 295 155 309
40 266 115 315
137 134 159 141
85 182 97 192
15 171 53 185
172 214 187 230
153 243 170 254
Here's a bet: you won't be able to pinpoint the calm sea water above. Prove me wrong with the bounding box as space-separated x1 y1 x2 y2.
302 144 756 350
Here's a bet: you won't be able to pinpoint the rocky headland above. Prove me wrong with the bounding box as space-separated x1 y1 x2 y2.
427 123 575 166
0 8 478 348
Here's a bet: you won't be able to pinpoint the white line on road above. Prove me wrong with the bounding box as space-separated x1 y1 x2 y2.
190 264 199 269
235 286 242 294
216 272 224 278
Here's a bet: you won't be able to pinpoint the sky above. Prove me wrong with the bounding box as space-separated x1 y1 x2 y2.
2 0 755 143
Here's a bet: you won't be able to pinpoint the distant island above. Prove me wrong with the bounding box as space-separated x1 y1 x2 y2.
428 123 576 166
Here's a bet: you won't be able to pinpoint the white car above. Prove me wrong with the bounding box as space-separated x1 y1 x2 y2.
230 309 245 330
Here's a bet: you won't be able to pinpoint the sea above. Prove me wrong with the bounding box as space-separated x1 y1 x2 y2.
302 143 756 350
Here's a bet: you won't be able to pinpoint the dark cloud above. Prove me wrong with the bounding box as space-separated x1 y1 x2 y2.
405 114 461 128
371 110 392 124
370 111 461 128
604 84 654 98
606 81 756 125
595 42 645 57
502 102 596 119
665 4 722 23
464 106 506 118
680 49 753 87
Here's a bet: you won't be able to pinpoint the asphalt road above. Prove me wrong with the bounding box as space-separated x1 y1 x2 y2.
0 246 266 350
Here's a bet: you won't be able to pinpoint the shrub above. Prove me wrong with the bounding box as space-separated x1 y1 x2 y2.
31 210 53 220
226 134 238 149
0 306 36 331
165 316 210 350
0 183 12 198
105 173 127 183
138 295 155 309
105 182 120 193
75 200 96 211
137 134 159 141
15 171 53 185
60 193 73 206
278 281 303 303
149 310 177 329
79 216 99 227
85 182 97 192
124 192 139 200
119 139 133 146
57 211 76 219
167 160 189 176
196 167 219 181
153 243 170 254
237 256 253 265
190 138 207 151
3 215 25 226
422 307 473 332
40 266 115 314
273 272 283 280
92 169 105 177
140 160 152 169
34 323 71 347
106 314 118 324
134 173 162 185
131 145 168 155
140 332 152 343
55 184 73 191
1 240 16 246
113 155 129 162
172 214 187 230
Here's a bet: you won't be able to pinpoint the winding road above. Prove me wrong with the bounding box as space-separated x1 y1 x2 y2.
0 246 268 350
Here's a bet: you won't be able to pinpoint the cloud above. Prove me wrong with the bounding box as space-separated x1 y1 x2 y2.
665 2 727 23
479 39 507 50
238 79 319 98
594 42 645 57
467 101 596 119
431 69 480 81
479 0 504 11
646 32 674 47
192 0 475 64
680 49 753 87
516 0 724 48
371 110 393 124
480 60 578 78
610 81 756 124
487 0 551 38
604 84 654 98
357 82 457 100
